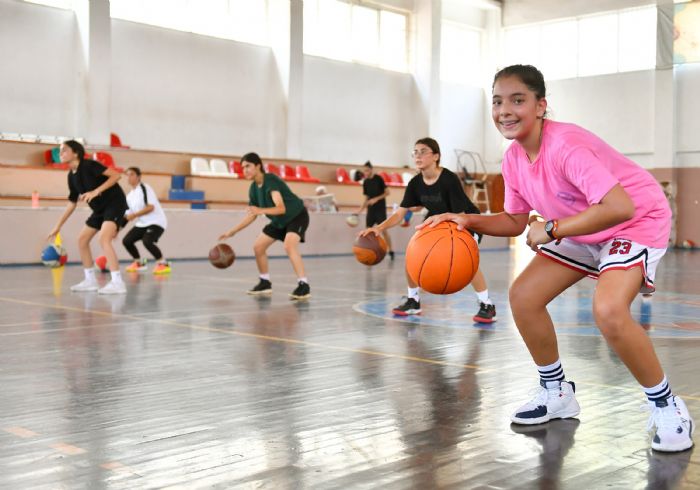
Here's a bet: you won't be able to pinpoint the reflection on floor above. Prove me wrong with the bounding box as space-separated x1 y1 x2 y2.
0 249 699 488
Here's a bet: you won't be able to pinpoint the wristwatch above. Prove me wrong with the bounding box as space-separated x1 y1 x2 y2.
544 219 559 240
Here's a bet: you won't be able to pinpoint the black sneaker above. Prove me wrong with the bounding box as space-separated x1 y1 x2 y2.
247 278 272 295
389 250 395 261
392 297 421 316
473 302 496 323
290 281 310 300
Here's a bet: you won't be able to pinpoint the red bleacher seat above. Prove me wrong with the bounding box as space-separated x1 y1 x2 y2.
264 163 280 176
280 164 299 181
379 172 392 184
296 165 320 183
337 167 360 185
389 172 405 187
229 160 243 178
93 152 123 172
44 148 69 169
110 132 129 148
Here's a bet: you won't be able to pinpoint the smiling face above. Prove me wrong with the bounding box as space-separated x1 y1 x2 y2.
412 144 439 172
491 75 547 143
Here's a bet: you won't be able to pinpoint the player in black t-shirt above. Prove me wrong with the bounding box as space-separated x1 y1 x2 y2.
360 137 496 323
356 161 394 260
47 140 129 295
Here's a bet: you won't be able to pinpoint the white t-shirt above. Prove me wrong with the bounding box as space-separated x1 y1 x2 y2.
126 183 168 229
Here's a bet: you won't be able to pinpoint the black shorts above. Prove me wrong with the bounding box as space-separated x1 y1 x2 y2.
366 206 387 227
86 200 129 230
263 208 309 243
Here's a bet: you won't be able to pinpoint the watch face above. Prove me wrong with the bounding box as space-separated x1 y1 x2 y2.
545 221 553 232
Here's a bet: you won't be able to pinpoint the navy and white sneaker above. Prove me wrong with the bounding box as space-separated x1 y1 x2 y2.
647 395 694 452
511 380 580 425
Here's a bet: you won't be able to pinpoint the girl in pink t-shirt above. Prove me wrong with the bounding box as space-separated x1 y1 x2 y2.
421 64 692 453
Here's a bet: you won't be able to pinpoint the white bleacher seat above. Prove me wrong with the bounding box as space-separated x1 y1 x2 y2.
39 135 60 144
209 158 237 178
190 157 212 176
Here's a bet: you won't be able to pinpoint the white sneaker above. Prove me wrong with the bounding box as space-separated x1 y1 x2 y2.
71 279 98 292
98 281 126 295
647 395 694 452
511 380 581 425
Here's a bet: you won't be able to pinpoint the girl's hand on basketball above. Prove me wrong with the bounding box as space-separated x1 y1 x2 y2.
218 231 232 241
359 227 380 237
525 221 551 252
417 213 466 230
47 227 60 240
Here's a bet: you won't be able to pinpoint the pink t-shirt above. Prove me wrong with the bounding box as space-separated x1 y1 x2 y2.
502 120 671 248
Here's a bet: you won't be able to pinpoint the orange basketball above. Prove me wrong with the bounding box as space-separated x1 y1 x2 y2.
405 221 479 294
353 233 387 266
209 243 236 269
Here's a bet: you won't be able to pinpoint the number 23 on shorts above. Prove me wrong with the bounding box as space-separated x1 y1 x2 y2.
609 239 632 255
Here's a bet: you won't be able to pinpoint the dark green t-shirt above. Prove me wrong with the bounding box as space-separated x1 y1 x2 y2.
249 173 305 228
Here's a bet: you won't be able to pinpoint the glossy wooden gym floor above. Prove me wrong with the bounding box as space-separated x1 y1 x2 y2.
1 249 699 489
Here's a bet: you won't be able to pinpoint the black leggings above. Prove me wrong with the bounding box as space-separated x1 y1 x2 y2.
122 225 165 260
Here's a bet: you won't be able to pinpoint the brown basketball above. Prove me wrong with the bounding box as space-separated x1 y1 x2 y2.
405 221 479 294
353 233 387 266
209 243 235 269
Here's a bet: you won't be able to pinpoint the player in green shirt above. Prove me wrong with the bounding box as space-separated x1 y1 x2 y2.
219 152 311 299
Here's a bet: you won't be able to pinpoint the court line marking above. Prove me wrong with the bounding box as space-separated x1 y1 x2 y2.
2 296 700 403
173 273 390 297
3 426 38 438
49 442 87 456
2 425 139 476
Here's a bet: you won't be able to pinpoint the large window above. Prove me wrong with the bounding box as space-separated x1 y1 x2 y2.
304 0 408 73
674 0 700 64
503 6 657 80
440 22 482 85
109 0 268 46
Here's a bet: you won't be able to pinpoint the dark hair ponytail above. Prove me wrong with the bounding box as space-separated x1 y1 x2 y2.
493 64 546 99
241 152 265 173
414 137 441 165
63 139 85 161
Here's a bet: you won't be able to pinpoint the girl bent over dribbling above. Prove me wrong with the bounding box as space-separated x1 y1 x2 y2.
422 65 693 453
48 140 128 295
218 152 311 300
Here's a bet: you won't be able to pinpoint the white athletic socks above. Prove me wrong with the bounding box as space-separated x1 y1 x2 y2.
260 273 270 281
476 289 491 304
299 277 308 284
84 268 96 282
644 376 672 405
538 359 565 385
408 287 420 301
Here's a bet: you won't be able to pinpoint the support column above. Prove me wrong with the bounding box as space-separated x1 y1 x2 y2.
75 0 111 146
287 0 304 159
414 0 442 137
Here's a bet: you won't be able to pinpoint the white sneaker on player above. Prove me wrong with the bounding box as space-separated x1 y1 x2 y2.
98 281 126 295
71 279 98 292
511 380 580 425
647 395 694 452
